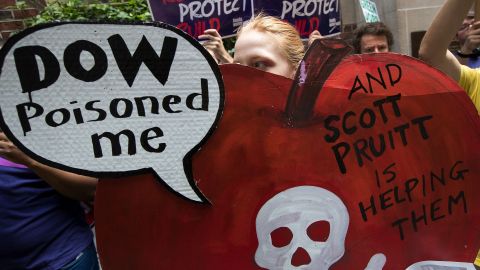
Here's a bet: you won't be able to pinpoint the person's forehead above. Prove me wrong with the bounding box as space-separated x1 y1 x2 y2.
237 29 279 47
234 29 284 58
361 34 388 45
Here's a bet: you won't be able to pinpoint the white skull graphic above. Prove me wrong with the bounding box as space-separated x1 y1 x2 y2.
254 186 349 270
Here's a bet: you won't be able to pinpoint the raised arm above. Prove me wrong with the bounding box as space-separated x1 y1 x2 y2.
419 0 475 81
0 132 97 202
199 29 233 64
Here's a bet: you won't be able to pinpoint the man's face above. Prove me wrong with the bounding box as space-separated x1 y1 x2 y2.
360 34 389 53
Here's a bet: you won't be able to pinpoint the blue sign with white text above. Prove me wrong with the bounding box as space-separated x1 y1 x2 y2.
148 0 254 39
254 0 341 38
147 0 341 39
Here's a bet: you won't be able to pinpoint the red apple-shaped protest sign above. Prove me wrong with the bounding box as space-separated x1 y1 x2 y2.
95 40 480 269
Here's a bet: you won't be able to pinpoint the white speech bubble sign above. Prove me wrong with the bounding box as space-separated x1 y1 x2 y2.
0 22 224 202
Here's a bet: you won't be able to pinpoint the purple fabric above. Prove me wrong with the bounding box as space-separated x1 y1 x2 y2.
0 157 27 169
467 57 480 68
0 165 93 269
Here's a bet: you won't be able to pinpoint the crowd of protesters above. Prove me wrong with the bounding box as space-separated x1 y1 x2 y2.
200 7 478 113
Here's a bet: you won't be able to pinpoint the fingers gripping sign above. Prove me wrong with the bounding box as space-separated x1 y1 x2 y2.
459 21 480 55
308 30 324 48
0 22 224 202
199 29 233 64
0 131 32 165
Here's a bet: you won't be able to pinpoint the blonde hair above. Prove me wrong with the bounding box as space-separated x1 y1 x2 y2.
237 13 305 69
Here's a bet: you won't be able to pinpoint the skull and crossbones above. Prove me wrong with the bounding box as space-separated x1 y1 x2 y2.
254 186 386 270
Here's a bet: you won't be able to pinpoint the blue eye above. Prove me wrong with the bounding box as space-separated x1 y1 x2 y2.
253 61 267 70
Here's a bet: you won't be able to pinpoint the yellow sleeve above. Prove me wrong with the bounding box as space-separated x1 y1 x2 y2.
458 65 480 112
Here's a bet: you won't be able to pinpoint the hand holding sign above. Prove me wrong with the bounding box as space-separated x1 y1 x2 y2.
0 22 224 202
0 131 32 165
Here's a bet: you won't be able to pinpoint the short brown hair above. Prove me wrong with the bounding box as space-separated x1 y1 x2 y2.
237 13 305 69
353 22 394 53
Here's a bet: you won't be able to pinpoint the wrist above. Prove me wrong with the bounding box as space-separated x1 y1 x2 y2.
218 52 233 64
456 49 480 58
25 157 40 170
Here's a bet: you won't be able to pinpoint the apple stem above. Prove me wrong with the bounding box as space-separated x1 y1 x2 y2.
284 38 352 126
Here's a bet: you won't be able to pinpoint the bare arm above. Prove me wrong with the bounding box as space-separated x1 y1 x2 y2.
419 0 475 81
0 132 97 202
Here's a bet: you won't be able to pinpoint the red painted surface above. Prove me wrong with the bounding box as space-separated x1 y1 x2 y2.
95 52 480 269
